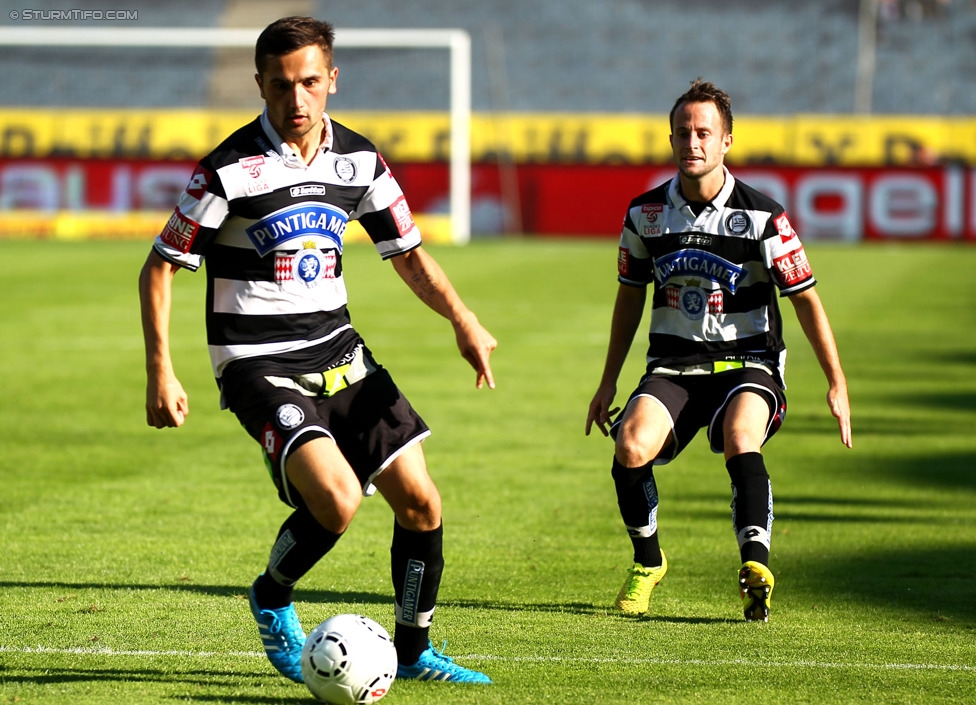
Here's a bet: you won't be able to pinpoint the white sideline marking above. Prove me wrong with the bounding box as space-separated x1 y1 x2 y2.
0 645 973 672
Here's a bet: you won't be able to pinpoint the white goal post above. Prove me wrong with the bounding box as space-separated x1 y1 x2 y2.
0 26 473 243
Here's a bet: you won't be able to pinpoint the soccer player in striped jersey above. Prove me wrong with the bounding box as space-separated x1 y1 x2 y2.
586 78 852 622
140 16 495 685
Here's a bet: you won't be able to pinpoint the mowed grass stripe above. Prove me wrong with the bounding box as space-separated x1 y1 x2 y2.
2 646 973 672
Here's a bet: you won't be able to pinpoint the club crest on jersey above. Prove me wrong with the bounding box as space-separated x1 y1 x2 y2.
334 156 358 183
654 248 744 293
246 203 348 256
725 211 752 235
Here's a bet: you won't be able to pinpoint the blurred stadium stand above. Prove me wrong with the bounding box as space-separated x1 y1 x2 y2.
1 0 975 114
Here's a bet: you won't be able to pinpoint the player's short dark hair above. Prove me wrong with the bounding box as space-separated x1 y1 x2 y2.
255 16 335 75
669 78 733 135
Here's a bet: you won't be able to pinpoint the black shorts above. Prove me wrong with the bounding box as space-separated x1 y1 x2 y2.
611 368 787 464
221 363 430 508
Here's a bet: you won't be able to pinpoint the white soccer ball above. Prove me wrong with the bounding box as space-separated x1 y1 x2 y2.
301 614 397 704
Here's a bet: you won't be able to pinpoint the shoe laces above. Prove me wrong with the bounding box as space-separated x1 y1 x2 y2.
260 607 302 645
425 640 456 666
623 565 653 597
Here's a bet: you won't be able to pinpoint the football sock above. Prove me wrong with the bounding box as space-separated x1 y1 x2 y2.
726 452 772 566
611 458 663 567
391 521 444 664
253 504 343 609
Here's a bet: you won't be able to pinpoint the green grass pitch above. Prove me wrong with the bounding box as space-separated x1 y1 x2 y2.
1 238 974 703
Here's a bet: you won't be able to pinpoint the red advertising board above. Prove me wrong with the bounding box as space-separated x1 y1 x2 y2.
1 158 974 241
392 163 976 241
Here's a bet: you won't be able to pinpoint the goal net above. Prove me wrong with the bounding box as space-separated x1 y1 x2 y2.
0 26 472 244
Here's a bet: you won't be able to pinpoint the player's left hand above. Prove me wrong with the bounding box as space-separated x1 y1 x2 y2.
827 382 852 448
453 311 497 389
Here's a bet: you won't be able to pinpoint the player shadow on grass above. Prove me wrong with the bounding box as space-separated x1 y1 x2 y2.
437 598 734 624
0 579 734 625
0 665 311 702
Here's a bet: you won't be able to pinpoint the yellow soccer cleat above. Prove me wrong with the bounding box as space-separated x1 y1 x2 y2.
739 561 775 622
615 551 668 615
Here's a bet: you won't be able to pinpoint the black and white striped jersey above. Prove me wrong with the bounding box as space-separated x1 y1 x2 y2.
617 167 816 386
152 110 421 381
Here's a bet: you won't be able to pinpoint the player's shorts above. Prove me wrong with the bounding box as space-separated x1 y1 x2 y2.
610 367 787 465
220 351 430 509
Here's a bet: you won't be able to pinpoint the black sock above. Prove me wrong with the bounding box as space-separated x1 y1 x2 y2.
252 504 342 609
726 452 772 566
611 458 663 567
391 521 444 665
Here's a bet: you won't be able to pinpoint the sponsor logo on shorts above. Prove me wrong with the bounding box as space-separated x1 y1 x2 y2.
275 403 305 430
262 422 282 461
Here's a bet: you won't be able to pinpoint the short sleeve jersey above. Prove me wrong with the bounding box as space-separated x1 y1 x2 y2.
616 167 816 387
152 110 421 380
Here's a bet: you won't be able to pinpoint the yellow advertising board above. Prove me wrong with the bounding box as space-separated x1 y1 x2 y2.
1 110 974 166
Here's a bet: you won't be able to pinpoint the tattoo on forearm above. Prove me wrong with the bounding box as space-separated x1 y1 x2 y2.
409 270 439 305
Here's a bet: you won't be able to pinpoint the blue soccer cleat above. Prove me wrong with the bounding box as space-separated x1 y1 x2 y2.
396 641 492 684
248 578 306 683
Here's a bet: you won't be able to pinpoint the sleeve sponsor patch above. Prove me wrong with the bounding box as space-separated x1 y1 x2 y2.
618 246 630 276
160 207 200 253
774 212 796 243
390 196 415 237
377 152 392 177
772 246 813 287
185 164 212 200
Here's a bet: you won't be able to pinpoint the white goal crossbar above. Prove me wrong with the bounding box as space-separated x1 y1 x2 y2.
0 27 472 243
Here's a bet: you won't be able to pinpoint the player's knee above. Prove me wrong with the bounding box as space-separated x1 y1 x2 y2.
723 428 763 458
310 485 361 533
396 488 441 532
615 436 656 468
615 424 665 468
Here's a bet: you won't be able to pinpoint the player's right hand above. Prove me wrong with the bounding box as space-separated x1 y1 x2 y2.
585 384 619 437
145 376 189 428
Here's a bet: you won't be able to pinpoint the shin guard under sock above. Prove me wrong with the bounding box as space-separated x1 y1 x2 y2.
253 504 343 609
611 458 662 567
391 521 444 664
726 452 773 565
